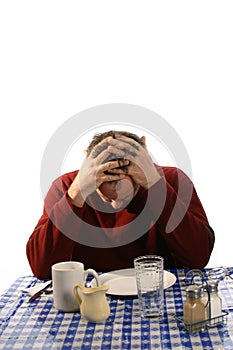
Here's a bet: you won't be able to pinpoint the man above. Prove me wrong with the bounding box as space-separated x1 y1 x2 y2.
26 130 214 280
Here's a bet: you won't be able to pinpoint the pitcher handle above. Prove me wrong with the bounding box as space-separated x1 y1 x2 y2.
84 268 100 287
73 284 82 305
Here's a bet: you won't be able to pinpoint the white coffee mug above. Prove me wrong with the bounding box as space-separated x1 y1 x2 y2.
52 261 100 312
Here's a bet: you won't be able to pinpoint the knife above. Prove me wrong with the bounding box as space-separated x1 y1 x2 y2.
27 281 52 303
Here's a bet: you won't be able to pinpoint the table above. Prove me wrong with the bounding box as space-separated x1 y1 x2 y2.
1 269 233 349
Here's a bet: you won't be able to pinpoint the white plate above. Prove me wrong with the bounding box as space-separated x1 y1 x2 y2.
90 268 176 296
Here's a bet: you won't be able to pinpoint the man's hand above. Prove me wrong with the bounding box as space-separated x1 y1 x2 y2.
106 135 161 189
67 137 129 207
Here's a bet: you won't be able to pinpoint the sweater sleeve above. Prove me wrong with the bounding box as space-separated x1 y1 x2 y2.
26 173 85 280
147 167 215 268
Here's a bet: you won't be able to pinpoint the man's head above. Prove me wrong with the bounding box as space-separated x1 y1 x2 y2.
86 130 144 210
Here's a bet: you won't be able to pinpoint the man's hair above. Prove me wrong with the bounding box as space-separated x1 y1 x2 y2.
86 130 144 157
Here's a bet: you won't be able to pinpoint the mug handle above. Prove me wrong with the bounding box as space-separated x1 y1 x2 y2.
84 268 100 287
73 284 82 305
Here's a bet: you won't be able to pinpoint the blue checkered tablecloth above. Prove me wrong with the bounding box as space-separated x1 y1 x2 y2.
1 269 233 349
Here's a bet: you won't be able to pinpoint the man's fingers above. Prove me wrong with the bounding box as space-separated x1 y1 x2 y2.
105 165 130 175
107 139 139 158
101 159 130 173
114 135 141 149
91 142 109 158
117 159 130 167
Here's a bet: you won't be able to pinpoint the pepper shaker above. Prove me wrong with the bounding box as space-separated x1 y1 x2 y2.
183 285 206 333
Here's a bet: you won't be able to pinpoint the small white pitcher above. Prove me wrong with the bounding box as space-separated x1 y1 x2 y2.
74 284 110 323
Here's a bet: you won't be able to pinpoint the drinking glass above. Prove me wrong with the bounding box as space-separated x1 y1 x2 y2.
134 255 164 318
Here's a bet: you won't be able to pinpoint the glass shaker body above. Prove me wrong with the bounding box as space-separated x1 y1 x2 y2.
183 285 206 333
206 280 222 326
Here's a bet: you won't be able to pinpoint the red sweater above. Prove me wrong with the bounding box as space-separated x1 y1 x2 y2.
26 166 214 280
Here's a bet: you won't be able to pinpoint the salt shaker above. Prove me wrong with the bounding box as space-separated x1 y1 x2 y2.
183 285 206 333
205 280 222 326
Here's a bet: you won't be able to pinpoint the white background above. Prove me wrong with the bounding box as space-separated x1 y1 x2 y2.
0 1 232 295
